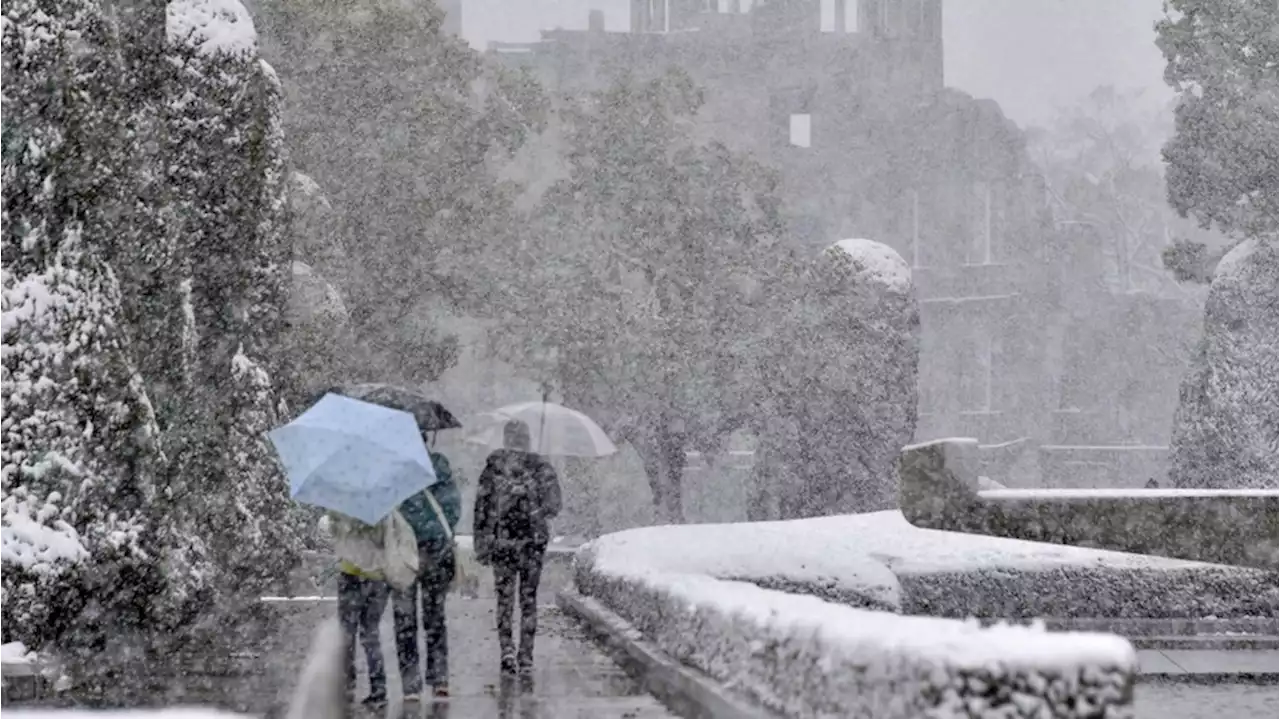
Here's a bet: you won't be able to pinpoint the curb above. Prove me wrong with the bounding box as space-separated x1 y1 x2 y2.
557 589 775 719
1137 673 1280 685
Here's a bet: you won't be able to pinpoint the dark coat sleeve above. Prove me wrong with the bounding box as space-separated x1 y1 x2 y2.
473 455 498 559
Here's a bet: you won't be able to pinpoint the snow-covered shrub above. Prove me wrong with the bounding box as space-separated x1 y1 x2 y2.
162 0 303 598
1 0 207 656
575 518 1136 718
832 512 1277 620
749 239 919 520
1168 237 1280 490
900 564 1277 620
0 233 173 654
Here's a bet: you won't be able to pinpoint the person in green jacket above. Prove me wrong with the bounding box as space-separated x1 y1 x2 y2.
392 439 462 701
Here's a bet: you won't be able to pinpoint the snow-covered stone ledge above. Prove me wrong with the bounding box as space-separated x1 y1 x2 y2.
572 519 1137 718
900 437 1280 571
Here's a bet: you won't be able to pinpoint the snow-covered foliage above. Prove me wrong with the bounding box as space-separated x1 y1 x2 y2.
0 234 176 648
1168 237 1280 489
747 239 920 520
575 515 1136 717
580 510 1274 621
826 238 913 294
255 0 543 389
1157 0 1278 242
486 69 788 524
166 0 257 57
0 0 202 656
163 0 302 594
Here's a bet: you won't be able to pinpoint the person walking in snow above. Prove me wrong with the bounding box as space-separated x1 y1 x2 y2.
329 513 392 709
473 419 562 679
392 435 462 701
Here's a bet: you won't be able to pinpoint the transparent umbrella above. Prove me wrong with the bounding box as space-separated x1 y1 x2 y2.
466 401 618 457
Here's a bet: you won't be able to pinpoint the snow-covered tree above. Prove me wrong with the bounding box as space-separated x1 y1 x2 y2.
1 0 203 657
1156 0 1278 246
1155 0 1279 490
255 0 545 387
163 0 302 593
491 70 785 523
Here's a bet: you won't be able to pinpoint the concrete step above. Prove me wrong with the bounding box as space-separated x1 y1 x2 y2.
1133 635 1278 651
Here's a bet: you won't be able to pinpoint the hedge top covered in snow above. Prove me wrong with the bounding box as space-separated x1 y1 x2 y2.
824 238 912 293
584 518 905 608
579 510 1139 671
586 510 1220 589
167 0 257 57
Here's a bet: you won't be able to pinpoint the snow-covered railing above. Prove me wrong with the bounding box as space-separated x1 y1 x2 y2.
900 437 1280 570
572 517 1139 718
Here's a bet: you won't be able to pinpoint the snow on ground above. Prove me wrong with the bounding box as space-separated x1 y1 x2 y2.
166 0 257 57
827 238 913 292
980 487 1279 499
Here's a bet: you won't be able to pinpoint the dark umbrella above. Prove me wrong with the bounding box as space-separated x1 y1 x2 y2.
323 384 462 431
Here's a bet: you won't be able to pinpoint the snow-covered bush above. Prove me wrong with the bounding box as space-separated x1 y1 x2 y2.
1 0 208 656
1168 237 1280 490
575 516 1136 718
162 0 303 596
748 239 920 520
0 234 174 654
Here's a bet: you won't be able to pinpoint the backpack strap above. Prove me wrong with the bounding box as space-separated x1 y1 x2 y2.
423 489 454 542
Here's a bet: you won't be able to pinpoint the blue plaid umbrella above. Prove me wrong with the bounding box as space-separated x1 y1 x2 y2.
268 392 437 524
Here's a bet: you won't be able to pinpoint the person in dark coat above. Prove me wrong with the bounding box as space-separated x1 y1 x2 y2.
393 441 462 701
473 419 562 677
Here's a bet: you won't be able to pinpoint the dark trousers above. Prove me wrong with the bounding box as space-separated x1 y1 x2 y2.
393 548 455 692
491 542 546 670
338 572 389 700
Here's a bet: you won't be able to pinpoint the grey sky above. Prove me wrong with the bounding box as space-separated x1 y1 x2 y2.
459 0 1172 128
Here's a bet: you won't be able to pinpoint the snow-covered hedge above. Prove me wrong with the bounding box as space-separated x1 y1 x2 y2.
839 512 1277 620
575 514 1137 718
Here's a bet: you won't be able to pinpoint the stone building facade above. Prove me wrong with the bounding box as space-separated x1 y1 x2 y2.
489 0 1202 489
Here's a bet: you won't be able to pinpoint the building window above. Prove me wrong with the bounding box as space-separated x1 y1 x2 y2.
844 0 860 31
789 114 812 148
822 0 859 32
820 0 836 31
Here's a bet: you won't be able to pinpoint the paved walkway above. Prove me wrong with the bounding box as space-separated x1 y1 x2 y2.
261 588 674 719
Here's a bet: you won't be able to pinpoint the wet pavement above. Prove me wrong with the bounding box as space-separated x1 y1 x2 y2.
354 599 676 719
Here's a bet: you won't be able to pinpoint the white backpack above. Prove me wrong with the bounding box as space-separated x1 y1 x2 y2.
333 510 419 591
381 510 419 591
